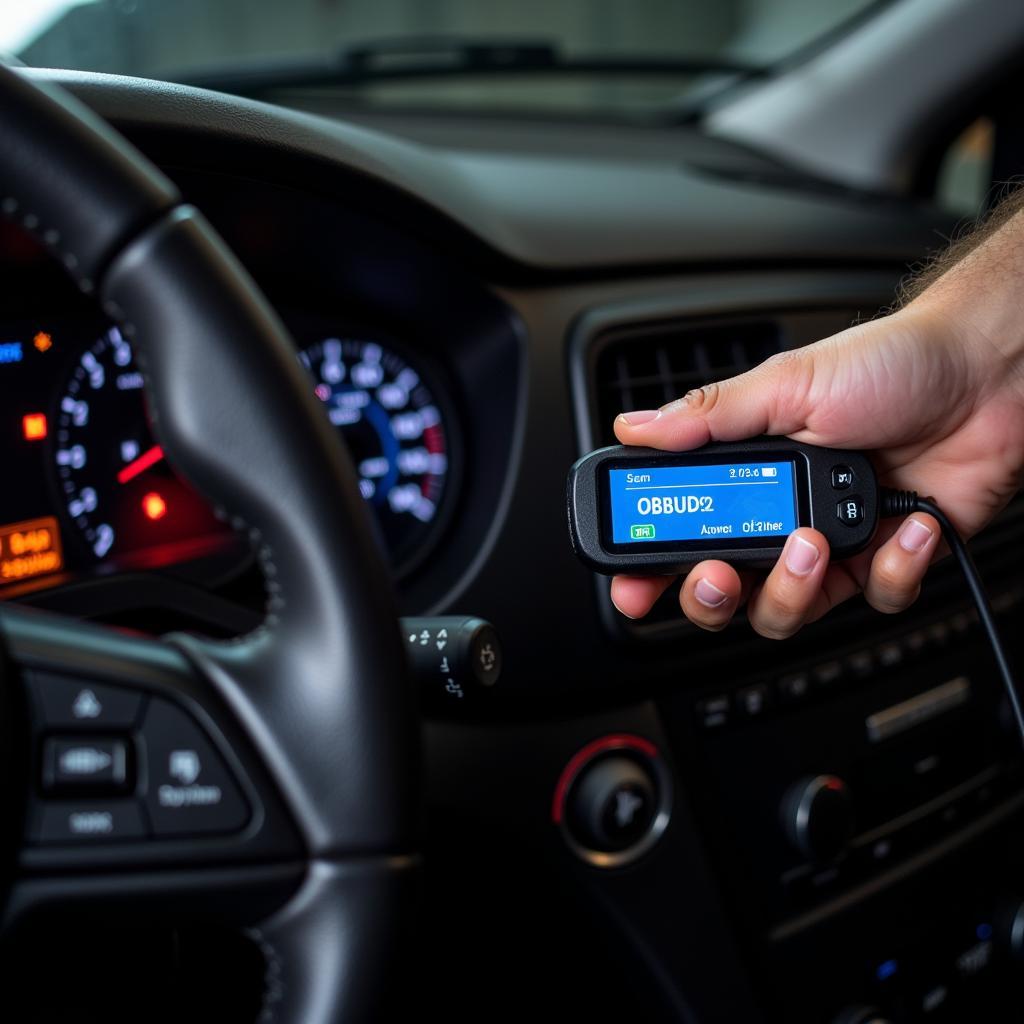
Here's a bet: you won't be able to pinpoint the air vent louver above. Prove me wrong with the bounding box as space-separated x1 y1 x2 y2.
592 319 784 446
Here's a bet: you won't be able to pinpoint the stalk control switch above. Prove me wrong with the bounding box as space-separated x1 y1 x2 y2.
401 616 502 703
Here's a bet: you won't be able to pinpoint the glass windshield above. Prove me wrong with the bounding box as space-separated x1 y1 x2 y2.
4 1 890 118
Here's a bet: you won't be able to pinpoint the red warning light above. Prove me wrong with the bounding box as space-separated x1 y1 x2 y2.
33 331 53 353
142 492 168 521
22 413 47 441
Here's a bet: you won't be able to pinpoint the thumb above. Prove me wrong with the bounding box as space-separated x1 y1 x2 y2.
613 348 817 451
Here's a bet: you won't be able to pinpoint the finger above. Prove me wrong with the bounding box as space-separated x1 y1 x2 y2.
613 348 815 451
747 529 830 640
864 513 941 614
679 561 744 632
610 574 675 619
803 563 867 624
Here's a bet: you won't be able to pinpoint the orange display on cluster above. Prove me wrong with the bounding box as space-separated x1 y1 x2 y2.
0 515 63 583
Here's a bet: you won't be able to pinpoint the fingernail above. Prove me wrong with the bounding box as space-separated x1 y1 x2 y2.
785 535 820 576
617 409 660 426
899 518 934 554
610 595 637 619
694 577 729 608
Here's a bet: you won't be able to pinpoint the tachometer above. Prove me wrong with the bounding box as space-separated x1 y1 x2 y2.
54 326 233 568
298 337 451 572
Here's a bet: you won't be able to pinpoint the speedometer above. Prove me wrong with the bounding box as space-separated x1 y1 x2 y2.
54 326 235 569
298 337 451 573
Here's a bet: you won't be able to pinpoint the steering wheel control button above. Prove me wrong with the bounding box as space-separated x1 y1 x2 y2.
831 465 855 490
27 671 144 730
32 801 145 844
140 698 249 837
836 496 865 527
41 736 131 794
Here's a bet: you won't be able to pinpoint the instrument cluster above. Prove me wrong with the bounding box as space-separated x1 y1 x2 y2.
0 316 456 597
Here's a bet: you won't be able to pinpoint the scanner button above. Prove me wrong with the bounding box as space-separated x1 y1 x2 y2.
836 496 864 526
831 465 855 489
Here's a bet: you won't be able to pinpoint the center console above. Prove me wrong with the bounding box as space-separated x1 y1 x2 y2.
667 581 1024 1023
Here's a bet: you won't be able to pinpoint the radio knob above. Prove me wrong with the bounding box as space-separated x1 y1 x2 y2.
782 774 853 862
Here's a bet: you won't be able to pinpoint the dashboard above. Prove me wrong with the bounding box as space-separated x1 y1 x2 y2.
6 68 1024 1024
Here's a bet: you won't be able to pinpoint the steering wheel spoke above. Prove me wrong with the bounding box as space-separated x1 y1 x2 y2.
2 605 304 927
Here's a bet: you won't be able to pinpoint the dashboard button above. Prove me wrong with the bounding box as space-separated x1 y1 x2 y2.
41 736 130 794
140 698 249 837
845 649 874 678
694 693 731 730
836 496 864 526
876 642 903 669
736 683 772 718
27 671 144 730
778 672 811 704
831 465 855 490
904 630 928 658
814 660 843 689
954 934 995 980
32 800 145 844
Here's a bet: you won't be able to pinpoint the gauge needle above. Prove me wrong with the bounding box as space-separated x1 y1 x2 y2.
117 444 165 485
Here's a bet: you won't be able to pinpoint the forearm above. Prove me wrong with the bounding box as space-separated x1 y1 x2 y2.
902 193 1024 396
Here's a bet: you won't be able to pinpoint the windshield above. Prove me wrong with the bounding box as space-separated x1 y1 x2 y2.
4 1 889 119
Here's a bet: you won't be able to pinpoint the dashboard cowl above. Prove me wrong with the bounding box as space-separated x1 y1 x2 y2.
27 68 953 275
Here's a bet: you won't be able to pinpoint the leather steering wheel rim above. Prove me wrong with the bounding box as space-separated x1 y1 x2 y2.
0 64 417 1022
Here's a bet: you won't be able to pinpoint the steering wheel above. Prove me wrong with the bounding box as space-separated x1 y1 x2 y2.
0 65 417 1020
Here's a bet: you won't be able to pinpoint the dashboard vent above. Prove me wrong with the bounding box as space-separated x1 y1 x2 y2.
591 319 783 446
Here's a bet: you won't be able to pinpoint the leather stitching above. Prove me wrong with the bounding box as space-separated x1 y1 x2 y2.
1 195 92 291
246 926 285 1023
100 294 283 636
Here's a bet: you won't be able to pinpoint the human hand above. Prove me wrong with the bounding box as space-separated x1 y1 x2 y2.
609 297 1024 637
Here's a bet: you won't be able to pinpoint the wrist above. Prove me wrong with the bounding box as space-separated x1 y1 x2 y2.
907 245 1024 404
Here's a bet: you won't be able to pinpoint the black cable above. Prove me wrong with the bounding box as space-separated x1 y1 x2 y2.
880 487 1024 746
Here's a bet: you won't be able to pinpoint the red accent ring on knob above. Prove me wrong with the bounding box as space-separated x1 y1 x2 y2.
551 733 659 824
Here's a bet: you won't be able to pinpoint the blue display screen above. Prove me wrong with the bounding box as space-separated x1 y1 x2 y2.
607 460 798 545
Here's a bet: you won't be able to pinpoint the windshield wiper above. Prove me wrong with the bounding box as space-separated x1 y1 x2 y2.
173 35 767 97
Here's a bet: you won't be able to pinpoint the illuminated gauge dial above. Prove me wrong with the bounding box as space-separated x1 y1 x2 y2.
53 326 231 568
298 337 450 572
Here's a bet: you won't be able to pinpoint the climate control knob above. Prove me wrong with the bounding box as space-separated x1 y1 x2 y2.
782 774 853 862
